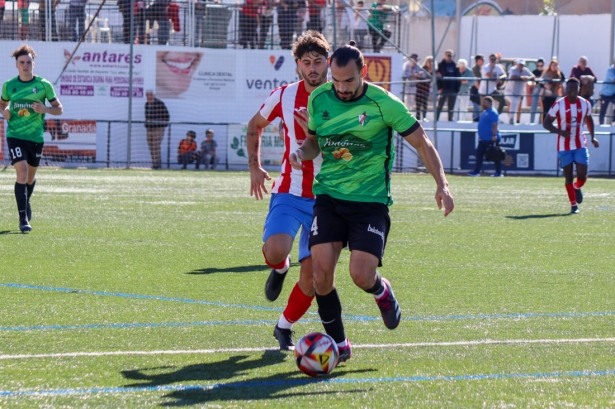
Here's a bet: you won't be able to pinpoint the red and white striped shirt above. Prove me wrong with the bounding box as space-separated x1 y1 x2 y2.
547 96 592 151
259 80 321 199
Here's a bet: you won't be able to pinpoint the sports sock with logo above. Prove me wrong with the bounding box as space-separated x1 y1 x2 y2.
278 282 313 329
315 288 346 344
574 177 586 189
14 182 28 217
565 183 577 205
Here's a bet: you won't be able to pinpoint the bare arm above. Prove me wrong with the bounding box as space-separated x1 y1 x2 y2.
0 99 9 120
289 132 320 170
491 122 498 142
32 98 63 116
585 114 599 148
404 125 454 217
246 111 272 200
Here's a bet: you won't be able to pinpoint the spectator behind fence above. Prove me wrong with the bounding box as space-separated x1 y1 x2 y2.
541 59 565 122
144 91 170 170
278 0 300 49
599 59 615 125
18 0 29 40
117 0 132 43
149 0 171 45
480 54 507 114
468 96 502 177
352 0 370 50
402 53 423 115
570 56 597 106
39 0 60 41
178 130 199 169
530 58 544 124
258 0 274 49
67 0 87 41
200 129 220 170
0 0 5 39
415 56 433 121
507 59 534 125
456 59 474 121
368 0 398 53
470 54 484 121
435 49 460 122
307 0 325 32
239 0 260 49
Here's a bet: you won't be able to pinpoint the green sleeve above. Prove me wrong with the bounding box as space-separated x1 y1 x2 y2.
307 93 316 134
1 82 9 101
43 79 57 102
382 92 417 134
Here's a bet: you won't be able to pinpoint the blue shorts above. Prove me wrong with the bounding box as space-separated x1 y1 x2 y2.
558 148 589 168
263 193 315 262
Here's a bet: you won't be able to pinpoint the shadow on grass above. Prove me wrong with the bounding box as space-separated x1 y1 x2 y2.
0 230 21 235
121 351 374 406
187 263 298 275
505 213 571 220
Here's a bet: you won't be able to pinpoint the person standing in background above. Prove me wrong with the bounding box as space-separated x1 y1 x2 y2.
18 0 30 40
529 58 544 124
38 0 60 41
67 0 87 41
144 91 170 170
435 49 460 122
367 0 398 53
467 96 502 177
415 56 432 121
540 59 565 123
352 0 369 50
570 56 597 106
402 53 423 116
599 58 615 125
239 0 260 49
456 58 474 121
470 54 484 122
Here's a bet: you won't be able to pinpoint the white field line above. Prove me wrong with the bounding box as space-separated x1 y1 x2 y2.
2 337 615 360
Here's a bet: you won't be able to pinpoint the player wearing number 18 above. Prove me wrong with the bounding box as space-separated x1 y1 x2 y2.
0 45 63 233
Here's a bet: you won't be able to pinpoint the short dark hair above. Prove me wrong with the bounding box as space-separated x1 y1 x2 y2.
483 96 494 104
537 58 544 64
292 31 330 61
186 130 196 138
205 129 214 135
12 44 36 60
330 41 364 71
567 77 580 86
474 54 484 62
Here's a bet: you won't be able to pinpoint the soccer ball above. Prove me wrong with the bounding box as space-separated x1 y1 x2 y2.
294 332 339 377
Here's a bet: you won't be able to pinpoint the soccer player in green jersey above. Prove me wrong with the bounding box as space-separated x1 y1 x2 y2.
290 41 454 362
0 45 63 232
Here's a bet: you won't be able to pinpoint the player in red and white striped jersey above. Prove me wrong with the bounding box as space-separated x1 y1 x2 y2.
246 31 330 351
544 78 599 214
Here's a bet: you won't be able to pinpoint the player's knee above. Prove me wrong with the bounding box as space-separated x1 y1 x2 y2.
349 268 377 290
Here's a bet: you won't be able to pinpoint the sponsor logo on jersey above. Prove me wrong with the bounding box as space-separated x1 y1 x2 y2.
367 224 385 240
322 138 366 148
358 112 369 126
13 102 32 110
36 153 42 158
322 110 330 120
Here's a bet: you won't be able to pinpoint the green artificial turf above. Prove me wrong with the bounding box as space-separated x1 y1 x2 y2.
1 169 614 407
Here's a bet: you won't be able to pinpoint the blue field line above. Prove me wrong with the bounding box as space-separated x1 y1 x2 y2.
1 369 614 397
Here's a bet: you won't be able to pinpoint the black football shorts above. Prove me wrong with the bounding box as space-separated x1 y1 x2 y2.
309 194 391 265
7 138 43 167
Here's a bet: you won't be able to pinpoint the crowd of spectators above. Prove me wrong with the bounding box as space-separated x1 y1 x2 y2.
402 51 615 125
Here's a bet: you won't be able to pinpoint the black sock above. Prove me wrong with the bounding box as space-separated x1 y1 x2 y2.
315 289 346 344
14 182 27 217
26 179 36 201
364 272 383 295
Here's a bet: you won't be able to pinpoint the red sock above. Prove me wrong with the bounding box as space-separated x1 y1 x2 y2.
565 184 577 206
262 246 288 270
282 283 314 324
574 177 586 189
